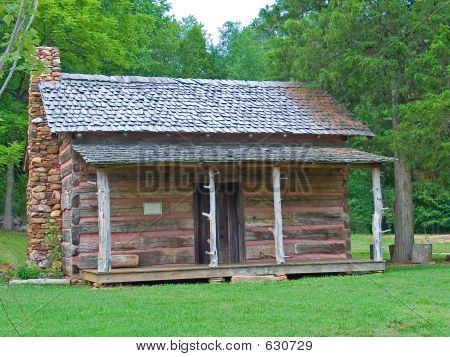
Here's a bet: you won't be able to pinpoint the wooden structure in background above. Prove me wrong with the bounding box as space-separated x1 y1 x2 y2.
25 47 395 282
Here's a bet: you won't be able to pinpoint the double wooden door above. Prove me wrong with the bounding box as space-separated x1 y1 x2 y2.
194 182 245 264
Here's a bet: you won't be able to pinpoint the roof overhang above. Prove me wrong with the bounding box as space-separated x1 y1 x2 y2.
72 142 394 166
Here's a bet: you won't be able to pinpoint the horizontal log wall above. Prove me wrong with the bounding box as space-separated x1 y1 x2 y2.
59 134 93 275
243 167 350 262
72 166 198 270
63 160 350 273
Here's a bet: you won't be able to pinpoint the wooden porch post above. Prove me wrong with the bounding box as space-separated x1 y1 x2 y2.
272 167 285 264
372 167 383 262
97 168 111 272
202 168 218 267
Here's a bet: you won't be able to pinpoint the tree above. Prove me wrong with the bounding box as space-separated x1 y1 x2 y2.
33 0 127 74
255 0 449 262
216 21 271 80
0 0 38 97
32 1 216 78
125 1 183 77
178 16 216 78
0 95 27 230
0 142 23 230
1 0 39 230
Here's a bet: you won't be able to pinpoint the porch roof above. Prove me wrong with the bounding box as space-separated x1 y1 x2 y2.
72 141 394 165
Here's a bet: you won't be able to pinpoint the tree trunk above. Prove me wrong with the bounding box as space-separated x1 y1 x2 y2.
393 154 414 262
391 78 414 263
3 164 14 231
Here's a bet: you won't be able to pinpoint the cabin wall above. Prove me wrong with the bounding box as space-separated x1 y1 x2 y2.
59 133 87 275
63 160 350 274
73 165 197 271
243 167 350 261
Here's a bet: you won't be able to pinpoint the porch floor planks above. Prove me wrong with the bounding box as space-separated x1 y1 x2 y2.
82 259 385 284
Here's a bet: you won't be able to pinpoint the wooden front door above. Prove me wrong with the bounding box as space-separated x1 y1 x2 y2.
194 182 245 264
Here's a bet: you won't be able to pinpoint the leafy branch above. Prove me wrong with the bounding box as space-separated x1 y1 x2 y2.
0 0 39 98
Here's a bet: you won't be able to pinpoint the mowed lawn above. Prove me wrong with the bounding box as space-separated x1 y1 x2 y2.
351 234 450 262
0 232 27 268
0 231 449 337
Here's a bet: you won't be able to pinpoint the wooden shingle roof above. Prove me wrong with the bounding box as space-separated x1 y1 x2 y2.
39 73 374 136
72 141 393 165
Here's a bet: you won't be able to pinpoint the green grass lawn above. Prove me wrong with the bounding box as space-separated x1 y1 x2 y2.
0 231 27 268
0 265 448 336
352 234 450 261
0 231 449 336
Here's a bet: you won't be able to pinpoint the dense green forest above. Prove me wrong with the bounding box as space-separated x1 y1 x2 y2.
1 0 449 235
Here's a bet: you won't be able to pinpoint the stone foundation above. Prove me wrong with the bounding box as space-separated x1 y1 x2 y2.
26 47 62 267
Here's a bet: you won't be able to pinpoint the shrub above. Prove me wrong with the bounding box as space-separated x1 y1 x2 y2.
0 268 15 284
16 264 41 280
43 222 62 275
3 268 15 281
43 266 62 279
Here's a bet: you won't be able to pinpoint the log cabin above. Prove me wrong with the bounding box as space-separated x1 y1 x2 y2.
25 47 393 284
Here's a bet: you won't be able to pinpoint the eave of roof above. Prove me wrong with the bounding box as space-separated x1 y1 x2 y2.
72 141 394 165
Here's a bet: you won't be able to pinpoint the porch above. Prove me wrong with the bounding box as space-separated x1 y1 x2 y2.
82 259 386 284
66 140 394 283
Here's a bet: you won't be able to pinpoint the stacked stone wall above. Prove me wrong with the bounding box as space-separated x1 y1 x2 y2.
26 47 62 267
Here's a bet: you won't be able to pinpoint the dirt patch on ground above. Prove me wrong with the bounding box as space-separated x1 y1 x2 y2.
415 235 450 244
0 263 14 272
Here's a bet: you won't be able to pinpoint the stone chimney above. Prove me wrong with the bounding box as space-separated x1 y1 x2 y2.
27 47 62 268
